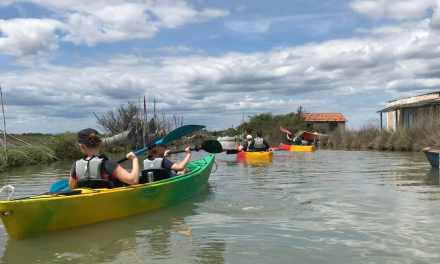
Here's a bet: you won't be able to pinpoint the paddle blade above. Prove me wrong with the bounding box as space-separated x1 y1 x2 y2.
201 140 223 154
130 124 206 159
226 149 240 155
161 125 205 145
50 179 70 192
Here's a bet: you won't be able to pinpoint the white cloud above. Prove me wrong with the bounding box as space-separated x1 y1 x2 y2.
134 45 194 54
350 0 437 21
3 16 440 131
0 0 229 54
0 18 62 56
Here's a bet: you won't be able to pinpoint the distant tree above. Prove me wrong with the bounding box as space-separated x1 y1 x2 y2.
97 101 139 136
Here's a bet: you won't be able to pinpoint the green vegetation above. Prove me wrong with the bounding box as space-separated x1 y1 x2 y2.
216 107 308 144
0 132 128 172
321 121 440 151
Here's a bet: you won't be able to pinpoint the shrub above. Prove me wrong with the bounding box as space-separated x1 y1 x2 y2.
7 147 32 167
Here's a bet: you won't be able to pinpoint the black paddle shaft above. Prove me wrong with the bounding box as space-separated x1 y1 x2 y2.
116 144 157 164
169 146 201 154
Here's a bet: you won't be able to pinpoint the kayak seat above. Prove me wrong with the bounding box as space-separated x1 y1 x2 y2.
77 179 114 189
140 169 171 184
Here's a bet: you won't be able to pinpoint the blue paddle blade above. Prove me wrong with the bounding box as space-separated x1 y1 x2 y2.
133 125 205 156
50 179 70 192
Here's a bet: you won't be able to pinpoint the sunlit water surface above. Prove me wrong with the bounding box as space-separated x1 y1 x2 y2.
0 143 439 263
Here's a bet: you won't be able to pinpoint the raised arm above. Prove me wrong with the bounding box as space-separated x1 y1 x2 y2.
114 152 139 185
171 147 192 171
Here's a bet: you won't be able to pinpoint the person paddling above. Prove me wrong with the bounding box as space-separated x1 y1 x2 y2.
144 136 192 177
238 135 252 152
69 128 139 190
248 131 270 152
287 134 302 145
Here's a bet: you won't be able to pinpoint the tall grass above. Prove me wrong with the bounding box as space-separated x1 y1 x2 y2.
0 132 125 172
321 121 440 151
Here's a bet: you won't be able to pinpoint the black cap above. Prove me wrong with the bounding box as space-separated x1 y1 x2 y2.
146 136 171 147
256 130 262 137
78 128 100 144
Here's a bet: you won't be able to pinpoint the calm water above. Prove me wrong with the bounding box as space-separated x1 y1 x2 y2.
0 144 439 263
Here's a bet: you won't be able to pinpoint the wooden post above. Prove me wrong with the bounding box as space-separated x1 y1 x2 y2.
143 95 147 147
0 86 7 164
380 112 383 131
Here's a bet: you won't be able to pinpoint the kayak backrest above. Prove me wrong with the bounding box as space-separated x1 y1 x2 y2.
77 179 114 189
140 169 171 184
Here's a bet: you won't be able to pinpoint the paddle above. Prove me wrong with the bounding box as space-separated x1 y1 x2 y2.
50 179 70 192
116 124 205 163
279 126 292 135
50 125 205 192
167 140 223 154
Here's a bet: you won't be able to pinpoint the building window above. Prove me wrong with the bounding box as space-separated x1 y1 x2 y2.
329 123 338 131
306 124 313 130
425 108 429 125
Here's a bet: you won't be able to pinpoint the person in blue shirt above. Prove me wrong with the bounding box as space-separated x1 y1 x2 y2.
238 135 252 151
287 134 302 145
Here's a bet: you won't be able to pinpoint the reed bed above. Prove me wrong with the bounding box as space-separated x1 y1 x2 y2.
321 121 440 151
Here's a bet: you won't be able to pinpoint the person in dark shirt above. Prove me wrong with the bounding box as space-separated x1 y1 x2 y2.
238 135 253 151
287 134 302 145
248 131 270 151
145 136 192 176
69 128 139 189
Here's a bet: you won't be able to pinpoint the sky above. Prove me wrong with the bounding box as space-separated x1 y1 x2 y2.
0 0 440 133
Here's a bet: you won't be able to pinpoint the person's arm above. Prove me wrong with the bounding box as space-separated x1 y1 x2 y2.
69 176 78 190
248 140 255 151
287 134 292 141
264 140 270 150
114 152 139 185
171 147 191 171
69 163 78 189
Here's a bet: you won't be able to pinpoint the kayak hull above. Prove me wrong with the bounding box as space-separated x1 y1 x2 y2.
234 146 273 160
0 155 215 239
280 143 315 152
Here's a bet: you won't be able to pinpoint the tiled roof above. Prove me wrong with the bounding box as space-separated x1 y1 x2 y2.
302 113 347 122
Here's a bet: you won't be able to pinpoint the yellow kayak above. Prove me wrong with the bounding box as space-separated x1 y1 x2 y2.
237 150 273 160
280 143 315 152
0 155 215 239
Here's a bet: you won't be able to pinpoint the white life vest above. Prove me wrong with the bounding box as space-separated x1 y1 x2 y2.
75 156 104 180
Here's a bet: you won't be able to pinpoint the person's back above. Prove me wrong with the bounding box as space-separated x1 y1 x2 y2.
69 128 139 190
294 136 302 145
249 131 270 151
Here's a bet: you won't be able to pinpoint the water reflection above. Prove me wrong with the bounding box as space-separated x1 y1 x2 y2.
388 168 440 187
1 183 226 263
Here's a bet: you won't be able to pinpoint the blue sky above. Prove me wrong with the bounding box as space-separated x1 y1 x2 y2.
0 0 439 133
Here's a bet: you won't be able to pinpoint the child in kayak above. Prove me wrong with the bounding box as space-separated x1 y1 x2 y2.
238 135 252 152
69 128 139 189
144 136 192 177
